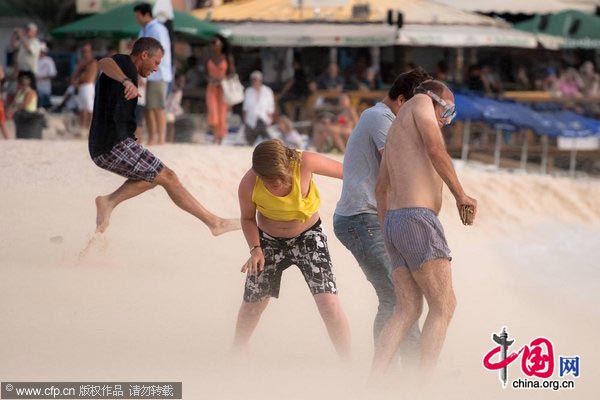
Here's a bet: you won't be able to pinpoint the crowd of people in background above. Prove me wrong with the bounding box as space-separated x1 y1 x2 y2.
1 4 599 152
1 23 42 139
466 60 600 98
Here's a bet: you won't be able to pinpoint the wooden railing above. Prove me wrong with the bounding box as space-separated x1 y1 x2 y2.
502 91 600 104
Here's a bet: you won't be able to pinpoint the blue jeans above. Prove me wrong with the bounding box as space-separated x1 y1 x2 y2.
38 92 52 109
333 213 420 361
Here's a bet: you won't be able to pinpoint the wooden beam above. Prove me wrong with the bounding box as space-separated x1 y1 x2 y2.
461 120 471 162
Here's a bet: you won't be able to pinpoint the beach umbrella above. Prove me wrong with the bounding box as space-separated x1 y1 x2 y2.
454 93 484 121
52 2 221 40
455 91 600 172
537 110 600 176
514 10 600 49
539 111 600 138
454 93 587 167
455 93 515 126
455 92 600 137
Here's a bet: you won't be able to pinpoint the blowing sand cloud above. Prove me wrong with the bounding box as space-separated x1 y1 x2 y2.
0 141 598 399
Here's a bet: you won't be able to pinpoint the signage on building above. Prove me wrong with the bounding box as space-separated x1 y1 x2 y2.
558 136 600 150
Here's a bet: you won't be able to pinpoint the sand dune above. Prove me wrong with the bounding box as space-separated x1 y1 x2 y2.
0 141 598 399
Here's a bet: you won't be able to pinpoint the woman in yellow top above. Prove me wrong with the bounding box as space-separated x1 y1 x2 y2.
235 139 351 360
7 72 37 119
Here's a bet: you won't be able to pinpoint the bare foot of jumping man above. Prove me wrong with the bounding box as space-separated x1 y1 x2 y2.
95 196 113 233
210 218 241 236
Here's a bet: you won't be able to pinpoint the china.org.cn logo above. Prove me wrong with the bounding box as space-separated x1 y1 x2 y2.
482 327 580 391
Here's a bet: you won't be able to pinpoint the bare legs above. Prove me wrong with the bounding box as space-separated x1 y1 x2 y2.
233 297 270 351
166 120 175 143
208 124 220 145
145 109 156 145
95 166 240 235
206 86 228 145
371 258 456 379
314 293 352 361
155 109 167 145
413 259 456 376
145 108 167 145
80 110 92 136
95 179 155 232
233 293 351 361
371 267 423 376
0 121 9 139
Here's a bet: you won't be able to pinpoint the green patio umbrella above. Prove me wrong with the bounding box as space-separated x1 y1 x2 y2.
514 9 600 48
52 2 221 40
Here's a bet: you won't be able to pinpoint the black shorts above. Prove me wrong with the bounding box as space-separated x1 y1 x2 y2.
244 219 338 303
92 137 164 182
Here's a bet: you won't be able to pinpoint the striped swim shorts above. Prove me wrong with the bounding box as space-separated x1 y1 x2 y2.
383 208 452 272
92 137 164 182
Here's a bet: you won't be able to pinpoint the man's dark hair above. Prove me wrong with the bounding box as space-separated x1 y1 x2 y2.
133 2 153 16
414 79 448 97
388 66 432 101
131 37 164 56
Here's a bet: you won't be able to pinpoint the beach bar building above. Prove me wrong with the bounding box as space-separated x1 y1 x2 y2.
191 0 546 85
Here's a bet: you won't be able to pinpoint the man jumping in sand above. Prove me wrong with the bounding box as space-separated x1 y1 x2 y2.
89 37 239 235
371 80 477 379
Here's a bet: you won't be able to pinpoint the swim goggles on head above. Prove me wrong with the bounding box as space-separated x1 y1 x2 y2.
416 88 456 125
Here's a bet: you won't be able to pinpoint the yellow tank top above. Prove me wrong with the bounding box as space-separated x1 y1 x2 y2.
252 153 321 222
15 89 37 112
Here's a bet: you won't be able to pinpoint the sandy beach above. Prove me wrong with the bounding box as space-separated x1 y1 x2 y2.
1 140 599 399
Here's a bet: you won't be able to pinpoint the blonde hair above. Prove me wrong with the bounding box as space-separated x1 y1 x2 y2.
252 139 299 184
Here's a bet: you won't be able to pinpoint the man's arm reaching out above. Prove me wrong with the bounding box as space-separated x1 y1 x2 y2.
97 57 139 100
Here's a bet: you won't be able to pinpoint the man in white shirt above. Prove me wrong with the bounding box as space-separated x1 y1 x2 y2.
10 23 41 85
36 43 57 108
134 2 172 145
243 70 274 145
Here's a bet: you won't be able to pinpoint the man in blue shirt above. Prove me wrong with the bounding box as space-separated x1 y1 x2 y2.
134 2 172 145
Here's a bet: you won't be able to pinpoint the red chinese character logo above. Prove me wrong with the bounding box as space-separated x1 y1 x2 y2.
483 328 555 387
521 337 554 378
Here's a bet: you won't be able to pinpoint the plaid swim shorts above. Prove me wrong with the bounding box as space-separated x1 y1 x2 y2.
243 219 338 303
92 137 164 182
